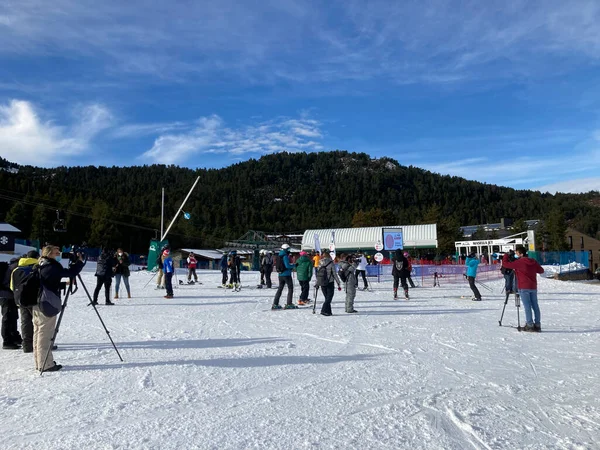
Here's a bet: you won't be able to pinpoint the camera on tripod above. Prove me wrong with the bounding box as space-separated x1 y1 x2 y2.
61 243 88 264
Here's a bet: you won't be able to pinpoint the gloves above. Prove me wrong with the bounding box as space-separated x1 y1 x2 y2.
338 286 342 291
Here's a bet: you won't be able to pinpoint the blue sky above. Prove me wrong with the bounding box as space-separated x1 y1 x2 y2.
1 0 600 193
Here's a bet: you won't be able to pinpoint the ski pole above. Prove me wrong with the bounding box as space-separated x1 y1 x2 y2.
143 270 158 289
515 293 521 331
313 285 319 314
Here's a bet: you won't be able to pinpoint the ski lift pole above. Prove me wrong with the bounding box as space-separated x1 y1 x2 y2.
161 176 200 242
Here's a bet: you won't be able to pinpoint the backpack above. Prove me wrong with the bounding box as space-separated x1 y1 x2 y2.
12 265 41 307
316 261 332 287
276 255 287 273
338 266 349 283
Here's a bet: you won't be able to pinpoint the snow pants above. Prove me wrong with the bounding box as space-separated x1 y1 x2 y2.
273 276 293 306
188 267 198 282
355 270 368 289
320 282 335 315
165 272 174 296
345 274 357 312
393 274 408 294
468 276 481 300
299 280 310 301
0 297 19 345
20 306 34 351
93 277 112 303
32 305 57 371
264 266 273 288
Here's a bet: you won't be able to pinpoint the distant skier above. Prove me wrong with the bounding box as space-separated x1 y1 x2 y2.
465 252 482 301
355 252 369 291
220 252 228 287
262 250 274 288
392 249 410 300
295 251 312 305
187 252 198 284
227 251 241 289
404 252 416 288
271 244 297 310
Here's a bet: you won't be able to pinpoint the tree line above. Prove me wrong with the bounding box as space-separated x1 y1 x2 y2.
0 151 598 254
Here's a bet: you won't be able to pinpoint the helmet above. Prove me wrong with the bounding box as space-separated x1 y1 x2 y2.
281 244 290 250
163 249 170 256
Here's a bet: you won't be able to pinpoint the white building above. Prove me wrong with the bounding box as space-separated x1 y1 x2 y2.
301 224 438 253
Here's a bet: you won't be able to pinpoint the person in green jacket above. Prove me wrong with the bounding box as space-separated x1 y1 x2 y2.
296 251 313 305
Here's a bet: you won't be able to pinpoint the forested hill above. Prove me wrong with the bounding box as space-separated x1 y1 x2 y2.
0 151 599 253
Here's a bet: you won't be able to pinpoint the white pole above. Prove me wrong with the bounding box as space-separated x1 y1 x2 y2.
161 187 165 240
161 176 200 242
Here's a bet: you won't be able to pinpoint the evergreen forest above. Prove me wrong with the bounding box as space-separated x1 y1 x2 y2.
1 151 599 254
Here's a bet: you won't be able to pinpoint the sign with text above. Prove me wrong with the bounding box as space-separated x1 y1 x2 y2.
382 228 403 251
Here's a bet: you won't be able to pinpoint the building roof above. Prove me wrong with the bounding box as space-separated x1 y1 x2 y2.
180 249 225 260
0 222 21 233
301 224 438 251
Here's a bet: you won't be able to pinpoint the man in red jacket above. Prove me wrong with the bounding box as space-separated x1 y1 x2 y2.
502 246 545 332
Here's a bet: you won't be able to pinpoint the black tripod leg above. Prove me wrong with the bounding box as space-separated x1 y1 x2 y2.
40 289 71 376
313 286 319 314
515 294 521 331
77 274 124 361
498 292 510 326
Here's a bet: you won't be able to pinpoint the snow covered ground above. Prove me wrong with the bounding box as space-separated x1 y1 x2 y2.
1 269 599 450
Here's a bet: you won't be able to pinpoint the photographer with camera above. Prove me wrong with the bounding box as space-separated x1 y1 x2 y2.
93 248 116 306
501 249 517 294
35 245 84 372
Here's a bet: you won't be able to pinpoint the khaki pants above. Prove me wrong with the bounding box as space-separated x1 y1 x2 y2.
156 269 164 287
33 306 57 371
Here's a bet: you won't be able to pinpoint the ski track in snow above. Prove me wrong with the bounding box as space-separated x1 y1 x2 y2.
0 269 599 449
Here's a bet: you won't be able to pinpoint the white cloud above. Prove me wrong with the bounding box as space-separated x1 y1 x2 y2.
3 1 600 85
139 115 324 165
111 122 190 139
534 178 600 194
0 99 112 165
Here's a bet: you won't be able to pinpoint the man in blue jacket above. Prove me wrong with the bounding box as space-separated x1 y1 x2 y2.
272 244 297 310
465 253 482 301
162 249 175 299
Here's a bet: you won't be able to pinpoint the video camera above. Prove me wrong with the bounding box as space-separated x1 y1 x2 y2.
61 242 88 264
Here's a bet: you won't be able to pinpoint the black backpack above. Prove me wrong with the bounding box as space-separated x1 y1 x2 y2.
276 255 286 273
316 261 332 286
12 265 41 307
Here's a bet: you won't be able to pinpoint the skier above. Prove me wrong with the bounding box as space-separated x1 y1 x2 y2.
339 254 358 313
465 252 482 301
392 249 410 300
259 250 266 286
227 251 241 290
219 252 228 287
316 249 342 316
502 246 544 331
405 252 416 288
271 244 297 309
93 249 116 306
295 251 312 305
162 249 175 299
262 250 274 288
187 252 198 284
355 252 369 291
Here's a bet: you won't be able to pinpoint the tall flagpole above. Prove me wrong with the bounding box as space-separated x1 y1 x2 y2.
161 176 200 242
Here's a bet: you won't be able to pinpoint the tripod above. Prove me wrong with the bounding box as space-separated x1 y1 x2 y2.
498 291 522 331
40 274 124 375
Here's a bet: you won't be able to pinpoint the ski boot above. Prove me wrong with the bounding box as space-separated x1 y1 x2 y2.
393 289 398 300
404 290 409 300
271 304 283 310
285 304 299 309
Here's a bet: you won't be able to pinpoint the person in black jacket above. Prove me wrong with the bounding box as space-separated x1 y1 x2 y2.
1 257 21 350
93 249 116 305
392 249 410 300
11 250 40 353
36 245 84 372
113 248 131 299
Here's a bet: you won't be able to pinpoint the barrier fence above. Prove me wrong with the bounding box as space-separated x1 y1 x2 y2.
366 263 503 286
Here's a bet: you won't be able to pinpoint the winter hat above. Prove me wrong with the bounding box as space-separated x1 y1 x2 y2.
299 251 307 256
281 244 290 250
403 252 409 257
163 249 170 256
27 250 40 258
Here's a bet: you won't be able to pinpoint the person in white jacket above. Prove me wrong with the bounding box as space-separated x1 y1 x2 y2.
355 253 369 291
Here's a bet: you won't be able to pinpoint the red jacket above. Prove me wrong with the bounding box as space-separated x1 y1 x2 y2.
502 254 544 290
187 256 197 269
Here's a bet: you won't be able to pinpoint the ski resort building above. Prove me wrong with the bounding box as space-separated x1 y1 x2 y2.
301 224 438 253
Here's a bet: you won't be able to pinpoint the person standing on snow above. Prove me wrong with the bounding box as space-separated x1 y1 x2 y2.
295 251 313 305
392 249 410 300
220 252 228 287
227 251 241 289
502 246 544 332
354 252 369 291
316 249 342 316
465 252 482 301
404 252 416 288
272 244 297 310
187 252 198 284
93 249 116 306
262 251 274 288
339 254 358 313
162 249 175 299
114 248 131 299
